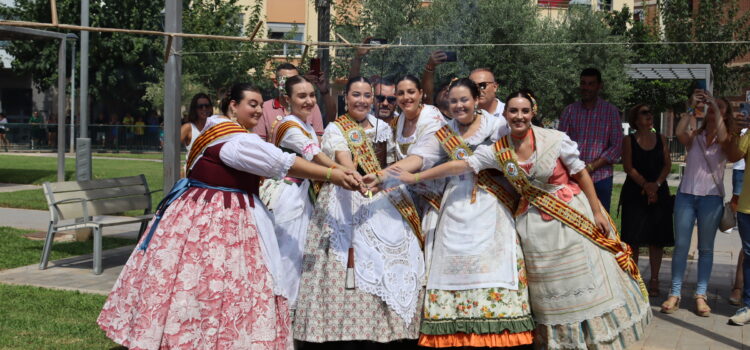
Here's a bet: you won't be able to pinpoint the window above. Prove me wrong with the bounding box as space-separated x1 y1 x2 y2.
598 0 612 11
267 22 305 57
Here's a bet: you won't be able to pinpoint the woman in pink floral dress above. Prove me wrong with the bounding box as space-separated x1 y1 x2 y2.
97 83 360 350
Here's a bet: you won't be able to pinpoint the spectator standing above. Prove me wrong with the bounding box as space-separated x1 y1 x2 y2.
256 63 326 142
468 68 505 118
558 68 622 212
46 113 58 148
181 93 212 153
0 113 9 151
619 104 674 297
728 119 750 325
93 112 107 146
145 110 161 148
134 115 146 149
122 112 135 146
107 112 120 149
29 111 44 149
662 90 742 317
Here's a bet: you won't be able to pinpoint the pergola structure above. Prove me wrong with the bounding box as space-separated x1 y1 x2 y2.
0 25 75 181
625 64 713 93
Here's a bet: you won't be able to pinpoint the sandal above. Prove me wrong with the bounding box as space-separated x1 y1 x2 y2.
648 279 660 297
729 288 742 306
695 294 711 317
660 296 680 314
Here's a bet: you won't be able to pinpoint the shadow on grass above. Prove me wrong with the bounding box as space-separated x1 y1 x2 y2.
0 168 75 184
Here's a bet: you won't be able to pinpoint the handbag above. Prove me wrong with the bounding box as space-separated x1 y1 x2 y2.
696 136 736 232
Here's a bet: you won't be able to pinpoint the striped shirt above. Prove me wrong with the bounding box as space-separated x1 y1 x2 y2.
558 97 623 182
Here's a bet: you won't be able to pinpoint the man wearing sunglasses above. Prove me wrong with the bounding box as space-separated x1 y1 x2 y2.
256 62 326 142
558 67 622 213
373 78 398 124
469 68 505 119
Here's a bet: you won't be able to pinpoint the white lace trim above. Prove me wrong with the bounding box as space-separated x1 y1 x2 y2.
327 186 424 325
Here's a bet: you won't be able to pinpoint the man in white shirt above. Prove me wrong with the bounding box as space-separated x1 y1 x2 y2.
469 68 505 118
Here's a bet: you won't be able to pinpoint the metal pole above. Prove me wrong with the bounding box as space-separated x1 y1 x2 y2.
163 0 182 191
69 39 76 153
80 0 88 138
317 0 331 120
57 39 66 182
76 0 91 181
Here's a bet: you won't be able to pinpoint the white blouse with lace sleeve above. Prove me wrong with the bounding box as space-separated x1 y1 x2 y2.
466 143 500 174
219 133 297 179
279 125 321 161
560 133 586 175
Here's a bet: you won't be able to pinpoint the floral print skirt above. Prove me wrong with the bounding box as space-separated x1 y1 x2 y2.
418 241 535 348
97 188 292 350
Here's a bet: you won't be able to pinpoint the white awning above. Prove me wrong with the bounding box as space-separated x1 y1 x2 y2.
625 64 713 93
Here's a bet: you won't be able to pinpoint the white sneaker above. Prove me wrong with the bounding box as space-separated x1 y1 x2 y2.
729 307 750 325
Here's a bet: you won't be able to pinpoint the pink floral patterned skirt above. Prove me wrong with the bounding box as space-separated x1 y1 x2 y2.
97 188 292 350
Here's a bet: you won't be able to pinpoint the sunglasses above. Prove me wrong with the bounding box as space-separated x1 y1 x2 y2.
375 95 397 104
477 82 495 90
197 103 212 109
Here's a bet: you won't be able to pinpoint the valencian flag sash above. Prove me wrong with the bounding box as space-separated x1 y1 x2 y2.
334 114 424 248
435 125 517 212
493 135 648 301
185 121 248 175
272 120 322 201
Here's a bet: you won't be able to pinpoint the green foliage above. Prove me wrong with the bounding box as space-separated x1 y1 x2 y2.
0 283 116 349
332 0 633 121
659 0 750 96
181 0 271 97
0 0 163 114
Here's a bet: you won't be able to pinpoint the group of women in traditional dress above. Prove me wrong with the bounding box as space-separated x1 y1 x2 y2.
97 75 651 349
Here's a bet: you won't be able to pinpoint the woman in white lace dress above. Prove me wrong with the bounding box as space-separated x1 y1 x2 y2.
293 77 424 349
260 75 348 309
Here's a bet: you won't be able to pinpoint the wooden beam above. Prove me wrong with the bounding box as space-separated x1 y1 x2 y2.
248 21 263 41
50 0 59 25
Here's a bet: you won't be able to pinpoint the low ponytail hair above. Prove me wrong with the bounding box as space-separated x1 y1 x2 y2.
221 83 260 115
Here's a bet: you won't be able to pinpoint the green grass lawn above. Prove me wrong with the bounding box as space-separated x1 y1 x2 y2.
0 284 122 350
0 154 165 214
0 226 136 270
92 152 186 161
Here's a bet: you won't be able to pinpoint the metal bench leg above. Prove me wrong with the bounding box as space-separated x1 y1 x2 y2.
137 220 147 242
39 222 56 270
93 226 102 275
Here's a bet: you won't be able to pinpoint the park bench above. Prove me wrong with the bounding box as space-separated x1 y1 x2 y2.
39 174 161 274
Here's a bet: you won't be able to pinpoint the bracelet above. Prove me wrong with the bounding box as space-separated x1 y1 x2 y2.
415 172 421 183
325 167 334 181
586 164 594 172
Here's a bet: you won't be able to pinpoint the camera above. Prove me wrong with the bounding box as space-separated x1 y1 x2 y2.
444 51 457 62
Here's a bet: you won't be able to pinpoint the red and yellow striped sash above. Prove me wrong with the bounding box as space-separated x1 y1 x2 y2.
435 125 517 212
272 120 312 147
186 121 248 175
334 114 424 248
492 136 647 300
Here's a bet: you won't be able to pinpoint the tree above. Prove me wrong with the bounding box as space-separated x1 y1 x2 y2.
332 0 634 122
0 0 164 115
659 0 750 96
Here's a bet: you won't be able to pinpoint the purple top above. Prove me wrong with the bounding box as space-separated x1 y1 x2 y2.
679 132 726 197
558 97 623 182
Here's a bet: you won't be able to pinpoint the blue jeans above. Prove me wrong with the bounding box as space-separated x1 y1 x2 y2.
737 212 750 307
670 192 723 297
594 176 613 213
733 169 745 196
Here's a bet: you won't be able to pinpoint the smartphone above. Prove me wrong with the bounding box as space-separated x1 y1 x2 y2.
444 51 457 62
695 79 707 91
308 58 322 78
367 38 387 45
